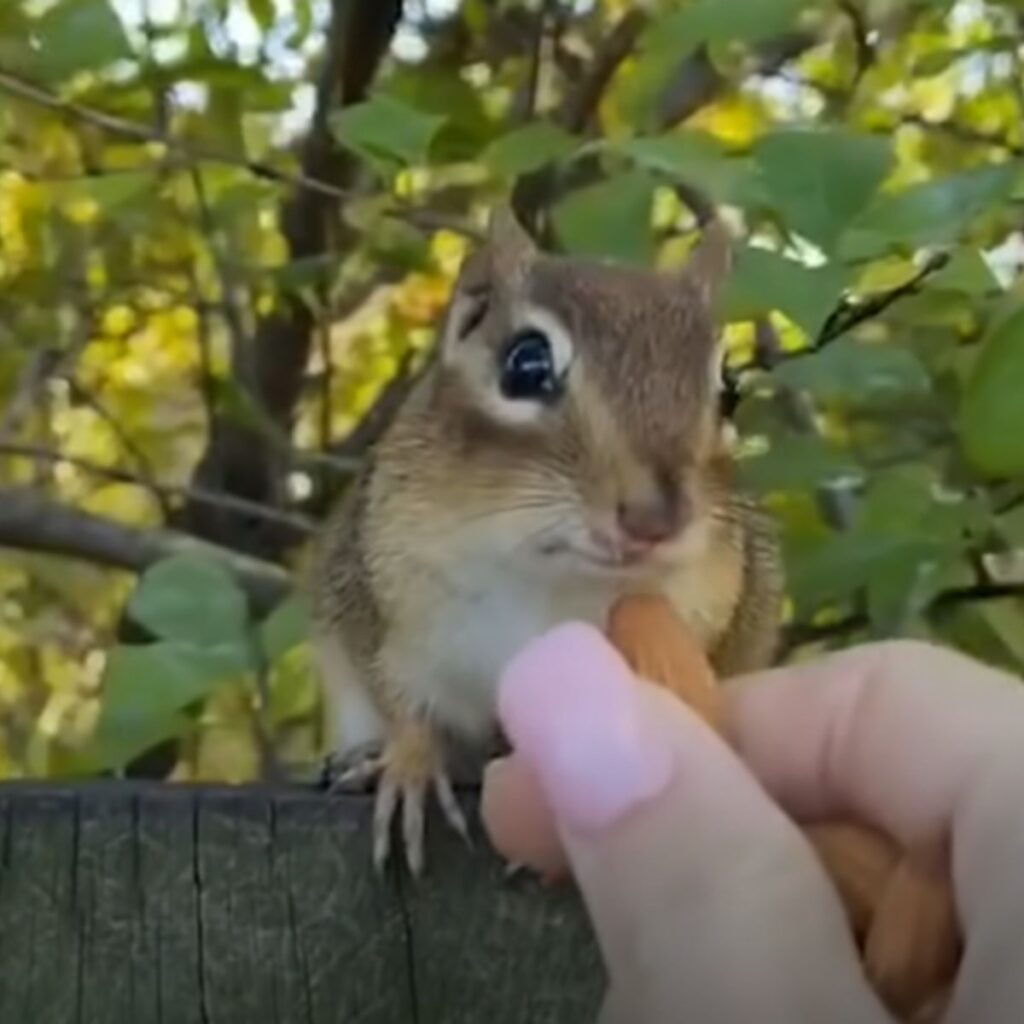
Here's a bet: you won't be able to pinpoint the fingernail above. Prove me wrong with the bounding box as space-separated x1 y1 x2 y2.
497 622 673 832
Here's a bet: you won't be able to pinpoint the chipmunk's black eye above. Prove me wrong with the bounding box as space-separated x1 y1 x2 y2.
499 329 561 402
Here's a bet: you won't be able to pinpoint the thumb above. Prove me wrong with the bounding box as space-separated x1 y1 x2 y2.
487 623 892 1024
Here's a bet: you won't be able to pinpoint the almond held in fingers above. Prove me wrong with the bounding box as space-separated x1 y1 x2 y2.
604 592 962 1022
864 841 960 1020
805 822 901 942
607 593 726 733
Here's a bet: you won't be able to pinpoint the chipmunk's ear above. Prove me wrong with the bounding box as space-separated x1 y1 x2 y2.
441 205 535 351
485 203 537 281
679 218 732 309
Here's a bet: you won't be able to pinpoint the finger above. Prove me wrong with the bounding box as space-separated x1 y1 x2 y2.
497 622 892 1023
727 640 1024 845
727 640 1024 1024
481 757 567 878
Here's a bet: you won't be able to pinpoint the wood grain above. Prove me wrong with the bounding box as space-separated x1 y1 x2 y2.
0 782 603 1024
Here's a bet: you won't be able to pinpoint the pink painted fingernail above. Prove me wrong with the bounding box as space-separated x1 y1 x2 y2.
497 622 673 832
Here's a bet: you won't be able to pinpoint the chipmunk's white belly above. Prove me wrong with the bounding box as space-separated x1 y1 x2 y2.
382 559 618 739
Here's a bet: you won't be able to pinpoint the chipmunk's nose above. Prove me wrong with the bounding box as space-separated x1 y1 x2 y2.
616 488 682 547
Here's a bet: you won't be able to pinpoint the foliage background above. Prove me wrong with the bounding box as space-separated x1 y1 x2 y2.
0 0 1022 782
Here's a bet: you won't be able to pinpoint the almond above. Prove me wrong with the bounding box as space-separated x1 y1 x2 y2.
607 593 725 733
805 822 900 941
863 842 960 1019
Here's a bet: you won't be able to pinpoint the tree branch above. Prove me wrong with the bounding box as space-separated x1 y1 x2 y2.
0 64 476 236
813 251 951 349
0 442 315 535
737 251 953 376
0 66 353 205
0 486 291 613
656 33 813 129
559 9 648 133
179 0 404 560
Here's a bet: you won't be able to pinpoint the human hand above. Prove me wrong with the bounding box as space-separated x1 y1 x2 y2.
482 624 1024 1023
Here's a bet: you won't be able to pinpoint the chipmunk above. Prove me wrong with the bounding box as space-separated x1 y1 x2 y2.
309 206 783 874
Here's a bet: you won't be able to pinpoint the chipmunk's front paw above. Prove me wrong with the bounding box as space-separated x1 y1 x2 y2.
328 721 471 876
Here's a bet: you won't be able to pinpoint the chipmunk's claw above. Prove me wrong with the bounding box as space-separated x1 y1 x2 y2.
323 742 383 791
371 765 470 876
432 768 472 849
330 722 470 876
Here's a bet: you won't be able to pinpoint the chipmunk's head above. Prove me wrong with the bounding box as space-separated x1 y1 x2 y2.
428 205 734 575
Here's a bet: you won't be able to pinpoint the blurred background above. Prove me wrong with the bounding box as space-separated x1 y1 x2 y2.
0 0 1021 784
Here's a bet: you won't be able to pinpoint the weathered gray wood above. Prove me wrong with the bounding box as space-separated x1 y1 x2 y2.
0 782 604 1024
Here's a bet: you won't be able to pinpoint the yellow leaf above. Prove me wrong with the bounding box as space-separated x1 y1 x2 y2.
101 304 137 337
854 256 918 294
909 76 955 122
79 483 161 528
688 93 766 148
61 195 101 225
723 320 756 365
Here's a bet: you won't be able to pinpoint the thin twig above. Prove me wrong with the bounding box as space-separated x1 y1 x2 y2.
0 67 353 203
515 0 550 124
813 251 951 348
0 484 291 613
899 114 1023 156
0 349 63 443
0 66 480 239
738 251 952 375
0 442 316 535
187 265 219 431
560 9 648 133
189 166 252 365
316 309 334 454
839 0 875 83
64 378 170 516
331 350 418 461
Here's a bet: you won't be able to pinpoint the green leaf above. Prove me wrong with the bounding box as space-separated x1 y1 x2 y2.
210 377 273 434
977 600 1024 668
753 128 892 251
926 248 999 296
385 67 493 162
366 217 432 272
247 0 275 29
51 172 153 213
261 593 310 663
852 468 978 631
649 0 811 55
92 642 241 769
484 122 577 178
614 132 767 207
959 305 1024 477
938 598 1024 675
864 543 945 634
331 95 446 168
843 163 1020 255
128 555 251 656
736 433 861 494
787 531 911 617
270 253 337 291
997 505 1024 546
552 171 656 265
772 338 931 408
32 0 132 79
269 647 318 725
724 247 848 337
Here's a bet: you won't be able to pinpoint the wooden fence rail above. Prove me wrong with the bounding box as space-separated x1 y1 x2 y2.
0 782 603 1024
